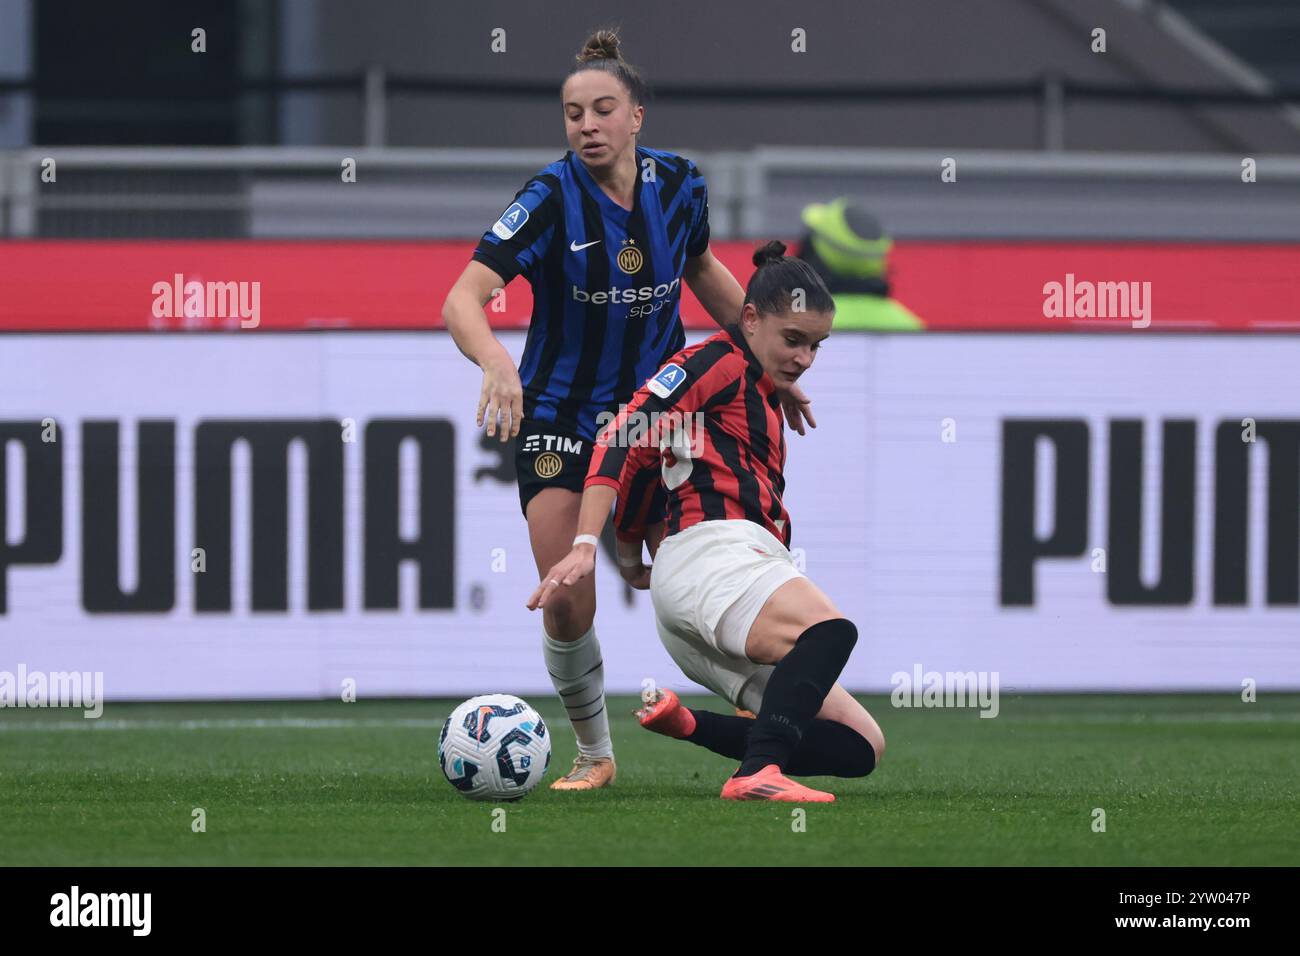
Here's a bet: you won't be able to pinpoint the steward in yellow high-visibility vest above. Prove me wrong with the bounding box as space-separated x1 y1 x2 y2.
793 198 924 331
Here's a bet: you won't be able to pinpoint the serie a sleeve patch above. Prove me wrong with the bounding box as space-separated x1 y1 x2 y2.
491 202 530 240
647 363 687 400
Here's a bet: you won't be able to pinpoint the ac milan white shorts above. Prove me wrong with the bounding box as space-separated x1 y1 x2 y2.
649 519 805 712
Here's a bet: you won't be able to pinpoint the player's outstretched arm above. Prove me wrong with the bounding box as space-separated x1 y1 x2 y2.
683 247 744 330
442 260 523 441
526 484 618 610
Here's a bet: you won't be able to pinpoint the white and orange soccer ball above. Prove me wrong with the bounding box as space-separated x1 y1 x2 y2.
438 694 551 801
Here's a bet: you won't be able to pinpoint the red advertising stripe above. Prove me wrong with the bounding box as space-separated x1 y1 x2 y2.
884 242 1300 331
0 240 1297 331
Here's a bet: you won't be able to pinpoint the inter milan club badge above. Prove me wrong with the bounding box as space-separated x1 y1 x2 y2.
534 451 563 479
617 238 643 275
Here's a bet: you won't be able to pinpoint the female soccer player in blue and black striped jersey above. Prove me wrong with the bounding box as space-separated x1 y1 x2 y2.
442 29 815 790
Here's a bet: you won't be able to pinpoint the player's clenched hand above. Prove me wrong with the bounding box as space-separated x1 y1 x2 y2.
526 546 595 610
616 535 653 590
477 353 523 442
618 561 652 590
778 381 816 436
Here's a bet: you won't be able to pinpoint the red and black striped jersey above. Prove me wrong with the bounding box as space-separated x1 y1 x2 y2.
585 322 791 548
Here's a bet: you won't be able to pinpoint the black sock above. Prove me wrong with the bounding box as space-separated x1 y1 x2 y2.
685 710 751 759
786 720 876 778
687 711 876 778
737 618 858 777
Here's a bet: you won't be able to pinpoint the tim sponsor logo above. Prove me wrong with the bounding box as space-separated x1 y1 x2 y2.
50 886 151 936
521 434 583 455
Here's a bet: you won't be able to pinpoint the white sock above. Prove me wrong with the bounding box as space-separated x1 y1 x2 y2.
543 625 613 760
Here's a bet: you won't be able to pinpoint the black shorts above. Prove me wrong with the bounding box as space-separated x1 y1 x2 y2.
515 419 593 517
514 418 667 527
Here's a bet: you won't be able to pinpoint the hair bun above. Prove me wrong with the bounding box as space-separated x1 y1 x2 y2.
751 239 788 268
577 29 622 63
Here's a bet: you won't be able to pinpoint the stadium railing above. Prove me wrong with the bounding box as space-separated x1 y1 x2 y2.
4 146 1300 241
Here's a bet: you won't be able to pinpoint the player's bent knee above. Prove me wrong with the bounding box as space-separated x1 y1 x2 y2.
542 593 593 639
799 617 857 660
838 723 879 778
853 715 885 766
818 682 883 767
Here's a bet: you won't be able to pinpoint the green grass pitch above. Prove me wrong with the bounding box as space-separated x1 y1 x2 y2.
1 693 1297 866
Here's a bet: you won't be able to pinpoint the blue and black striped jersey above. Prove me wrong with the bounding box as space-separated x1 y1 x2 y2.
472 146 711 442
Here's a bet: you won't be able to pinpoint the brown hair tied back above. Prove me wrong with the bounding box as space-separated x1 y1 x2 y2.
576 29 621 63
745 240 837 316
752 239 788 268
568 28 647 108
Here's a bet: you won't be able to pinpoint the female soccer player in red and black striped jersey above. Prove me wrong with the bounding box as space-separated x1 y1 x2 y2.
443 31 815 791
527 242 885 803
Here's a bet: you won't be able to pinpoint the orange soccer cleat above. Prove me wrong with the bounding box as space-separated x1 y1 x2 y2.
720 764 835 803
634 688 696 739
549 755 617 791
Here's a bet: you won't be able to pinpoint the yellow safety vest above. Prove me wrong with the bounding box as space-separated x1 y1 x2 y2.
830 294 924 331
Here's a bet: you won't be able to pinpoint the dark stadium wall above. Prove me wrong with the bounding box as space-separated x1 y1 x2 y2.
283 0 1300 152
32 0 246 145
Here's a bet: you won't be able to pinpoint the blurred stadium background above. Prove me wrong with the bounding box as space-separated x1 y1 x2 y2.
2 0 1299 704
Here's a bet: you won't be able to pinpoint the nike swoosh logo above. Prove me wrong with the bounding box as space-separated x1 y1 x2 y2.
570 239 601 252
